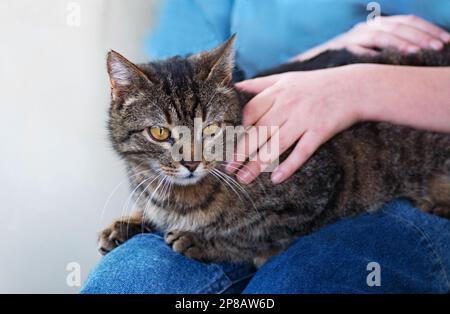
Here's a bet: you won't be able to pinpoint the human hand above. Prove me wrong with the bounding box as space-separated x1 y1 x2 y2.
295 15 450 61
226 65 366 184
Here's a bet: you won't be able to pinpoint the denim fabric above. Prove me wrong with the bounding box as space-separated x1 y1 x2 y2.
145 0 450 77
244 200 450 293
81 200 450 294
81 232 255 294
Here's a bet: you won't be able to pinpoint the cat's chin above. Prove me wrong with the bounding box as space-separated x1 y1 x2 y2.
165 173 205 187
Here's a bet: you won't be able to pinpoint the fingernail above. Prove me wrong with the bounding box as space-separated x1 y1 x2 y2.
237 171 251 184
225 159 239 173
441 33 450 43
271 170 284 184
407 46 420 54
430 40 443 50
225 162 234 173
234 82 245 89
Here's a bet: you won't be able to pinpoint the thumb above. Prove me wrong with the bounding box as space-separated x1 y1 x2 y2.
235 74 280 94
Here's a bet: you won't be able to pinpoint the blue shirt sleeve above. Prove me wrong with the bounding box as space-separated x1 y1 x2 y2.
145 0 233 60
146 0 450 78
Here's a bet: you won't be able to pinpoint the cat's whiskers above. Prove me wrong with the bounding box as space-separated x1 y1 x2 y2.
121 172 162 237
142 175 168 230
125 172 165 238
209 169 243 204
137 175 170 237
120 173 154 218
98 168 152 228
211 168 260 217
211 169 257 218
128 172 162 215
225 151 277 173
214 169 259 213
218 161 268 196
98 160 147 223
158 175 172 208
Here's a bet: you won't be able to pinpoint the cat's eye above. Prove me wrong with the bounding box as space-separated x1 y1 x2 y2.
203 123 221 136
148 126 171 141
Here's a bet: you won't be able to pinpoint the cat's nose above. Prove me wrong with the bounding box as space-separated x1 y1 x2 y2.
180 160 201 172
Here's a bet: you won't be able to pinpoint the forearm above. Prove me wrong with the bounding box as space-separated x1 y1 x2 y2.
291 34 348 62
351 64 450 133
292 41 339 62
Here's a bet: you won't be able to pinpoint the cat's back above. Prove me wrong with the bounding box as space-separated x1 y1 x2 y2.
255 122 450 220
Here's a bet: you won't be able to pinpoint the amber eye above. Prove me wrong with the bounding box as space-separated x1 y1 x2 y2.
148 126 171 141
203 123 221 136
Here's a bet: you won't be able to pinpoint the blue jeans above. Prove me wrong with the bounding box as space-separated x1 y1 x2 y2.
81 200 450 293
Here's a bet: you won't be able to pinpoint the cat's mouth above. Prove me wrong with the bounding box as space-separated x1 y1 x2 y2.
158 163 208 186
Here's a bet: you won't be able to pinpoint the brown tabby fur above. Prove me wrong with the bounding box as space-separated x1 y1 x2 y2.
99 36 450 265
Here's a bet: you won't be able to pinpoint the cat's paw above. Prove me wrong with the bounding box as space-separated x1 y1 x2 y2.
164 230 207 261
97 219 149 255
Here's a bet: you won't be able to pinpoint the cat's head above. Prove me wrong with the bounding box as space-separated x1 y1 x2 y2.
107 35 242 186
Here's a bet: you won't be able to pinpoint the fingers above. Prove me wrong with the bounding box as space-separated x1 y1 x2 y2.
346 45 380 56
237 75 283 127
376 21 440 51
227 93 294 176
355 15 450 53
235 75 280 94
356 28 421 53
226 79 286 174
226 76 281 175
374 16 449 51
235 129 324 185
271 131 323 184
241 87 275 127
225 119 283 175
389 15 450 43
226 121 279 175
235 123 300 184
225 89 279 174
226 15 450 187
235 159 262 184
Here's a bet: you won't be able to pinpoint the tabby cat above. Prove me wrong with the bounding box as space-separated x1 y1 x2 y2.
99 35 450 265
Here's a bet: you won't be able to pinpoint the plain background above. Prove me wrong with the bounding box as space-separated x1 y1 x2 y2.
0 0 161 293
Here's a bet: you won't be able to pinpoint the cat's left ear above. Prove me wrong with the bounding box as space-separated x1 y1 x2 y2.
191 34 236 85
107 50 154 101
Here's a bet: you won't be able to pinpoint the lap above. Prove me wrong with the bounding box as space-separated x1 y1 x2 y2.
80 233 255 294
81 200 450 294
245 199 450 293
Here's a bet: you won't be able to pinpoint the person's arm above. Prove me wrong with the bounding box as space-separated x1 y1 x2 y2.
358 64 450 133
225 15 450 185
293 15 450 61
226 64 450 185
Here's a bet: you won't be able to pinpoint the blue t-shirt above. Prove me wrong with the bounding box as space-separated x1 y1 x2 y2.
146 0 450 77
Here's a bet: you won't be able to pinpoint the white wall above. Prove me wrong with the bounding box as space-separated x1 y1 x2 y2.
0 0 160 293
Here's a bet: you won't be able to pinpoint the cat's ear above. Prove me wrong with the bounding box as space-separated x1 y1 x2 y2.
107 50 154 101
191 34 236 85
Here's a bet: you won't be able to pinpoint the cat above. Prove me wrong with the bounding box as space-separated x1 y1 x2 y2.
99 35 450 265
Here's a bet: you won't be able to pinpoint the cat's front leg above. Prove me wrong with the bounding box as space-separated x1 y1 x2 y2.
164 230 278 264
98 211 152 255
164 230 209 262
